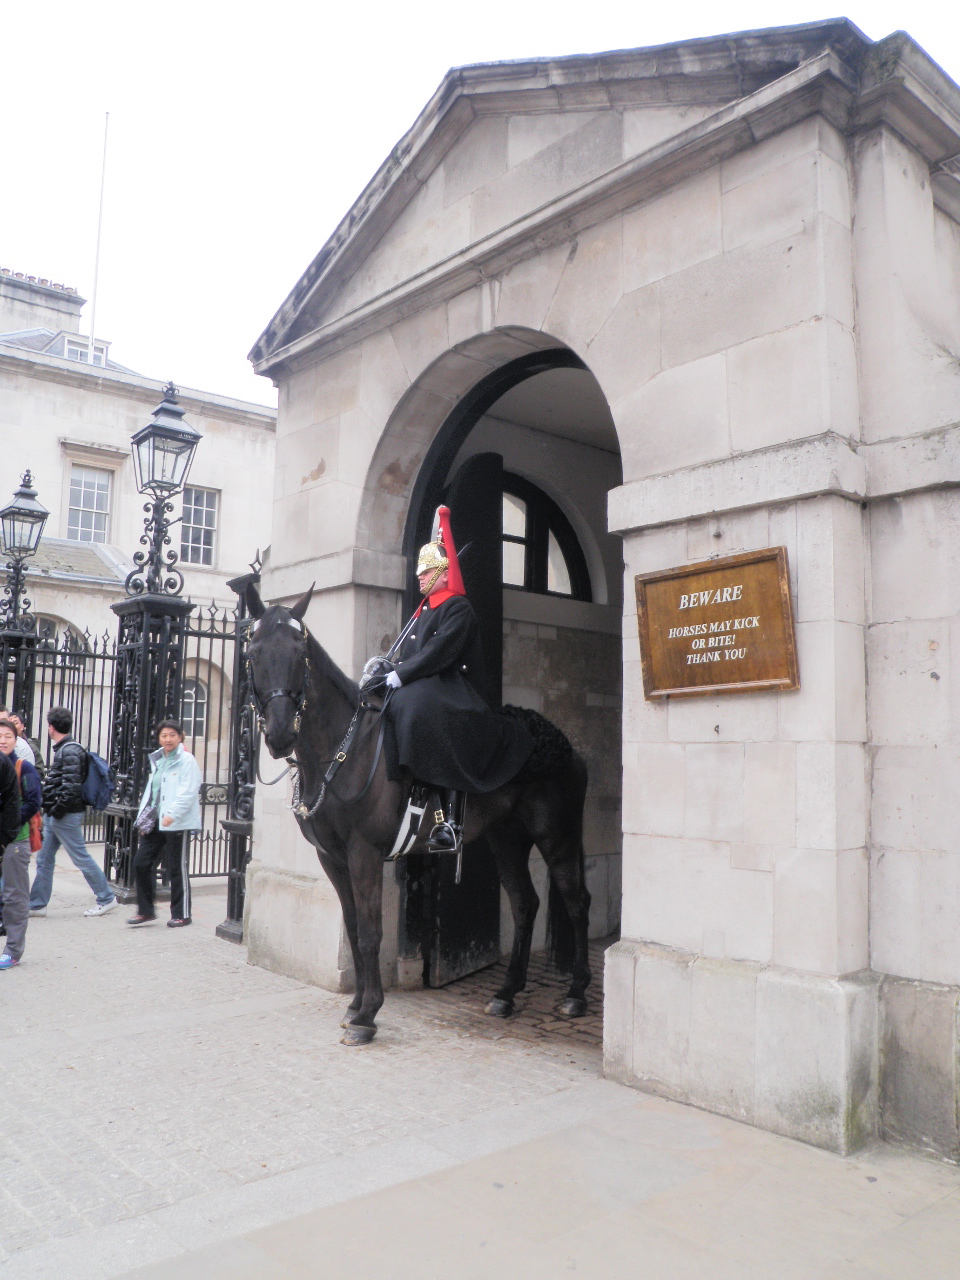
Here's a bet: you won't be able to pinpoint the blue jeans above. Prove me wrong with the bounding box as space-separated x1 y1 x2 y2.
30 812 115 908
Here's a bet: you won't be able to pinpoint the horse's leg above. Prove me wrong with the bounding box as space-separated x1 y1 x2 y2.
315 849 366 1028
339 835 385 1046
540 836 592 1016
485 817 538 1018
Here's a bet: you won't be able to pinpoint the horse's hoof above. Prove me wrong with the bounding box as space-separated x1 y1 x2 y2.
340 1024 377 1046
560 997 587 1018
485 997 514 1018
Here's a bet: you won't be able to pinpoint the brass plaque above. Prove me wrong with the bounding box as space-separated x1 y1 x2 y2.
635 547 799 699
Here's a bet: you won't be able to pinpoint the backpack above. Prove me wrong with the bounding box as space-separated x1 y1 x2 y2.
14 758 43 852
81 751 116 811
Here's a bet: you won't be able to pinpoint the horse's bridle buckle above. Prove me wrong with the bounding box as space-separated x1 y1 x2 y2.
336 751 347 762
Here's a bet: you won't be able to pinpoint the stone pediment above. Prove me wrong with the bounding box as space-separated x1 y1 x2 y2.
251 19 960 375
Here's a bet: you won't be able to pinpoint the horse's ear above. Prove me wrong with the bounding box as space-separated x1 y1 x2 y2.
245 583 266 619
289 583 315 622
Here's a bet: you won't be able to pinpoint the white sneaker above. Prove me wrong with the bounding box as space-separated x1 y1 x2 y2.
29 907 46 917
84 899 118 917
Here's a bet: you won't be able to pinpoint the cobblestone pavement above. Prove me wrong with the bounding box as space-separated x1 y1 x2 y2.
0 861 607 1275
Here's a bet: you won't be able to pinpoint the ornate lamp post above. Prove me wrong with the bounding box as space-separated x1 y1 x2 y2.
0 471 49 727
106 383 201 899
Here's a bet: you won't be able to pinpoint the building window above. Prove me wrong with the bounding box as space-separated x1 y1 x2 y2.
181 487 218 566
182 679 208 739
501 475 591 601
67 465 111 543
65 341 106 366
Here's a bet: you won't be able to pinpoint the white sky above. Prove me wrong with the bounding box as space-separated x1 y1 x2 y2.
2 2 958 409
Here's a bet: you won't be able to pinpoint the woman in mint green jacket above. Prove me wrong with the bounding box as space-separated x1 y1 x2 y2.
129 721 202 928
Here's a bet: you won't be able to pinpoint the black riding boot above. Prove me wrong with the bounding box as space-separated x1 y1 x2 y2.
427 790 466 854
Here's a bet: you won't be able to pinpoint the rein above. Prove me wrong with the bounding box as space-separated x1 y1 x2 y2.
247 628 390 822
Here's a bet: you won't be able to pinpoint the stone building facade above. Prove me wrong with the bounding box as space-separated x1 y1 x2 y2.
247 21 960 1160
0 272 277 641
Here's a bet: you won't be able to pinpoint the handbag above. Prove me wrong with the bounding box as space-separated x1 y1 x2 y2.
13 758 44 851
135 804 158 835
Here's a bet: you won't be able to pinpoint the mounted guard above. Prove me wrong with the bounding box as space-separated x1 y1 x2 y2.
373 506 533 857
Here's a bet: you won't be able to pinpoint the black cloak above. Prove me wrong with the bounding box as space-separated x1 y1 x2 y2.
384 594 533 793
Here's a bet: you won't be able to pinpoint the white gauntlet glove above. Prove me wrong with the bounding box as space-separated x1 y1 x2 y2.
385 670 403 689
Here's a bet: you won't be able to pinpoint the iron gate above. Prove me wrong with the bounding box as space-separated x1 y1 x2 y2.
0 590 257 896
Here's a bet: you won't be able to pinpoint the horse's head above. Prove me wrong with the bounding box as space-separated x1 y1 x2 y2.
245 582 314 759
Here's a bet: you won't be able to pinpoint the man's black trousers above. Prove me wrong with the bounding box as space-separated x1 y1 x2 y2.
133 828 193 920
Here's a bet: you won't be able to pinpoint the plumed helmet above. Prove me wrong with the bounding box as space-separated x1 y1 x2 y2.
416 540 448 577
415 506 465 598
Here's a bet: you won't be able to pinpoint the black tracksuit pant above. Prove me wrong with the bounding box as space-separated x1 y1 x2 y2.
133 828 192 920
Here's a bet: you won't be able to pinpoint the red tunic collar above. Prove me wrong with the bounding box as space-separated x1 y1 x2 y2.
414 588 464 617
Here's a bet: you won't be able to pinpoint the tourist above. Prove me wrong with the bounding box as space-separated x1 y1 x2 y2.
0 718 41 969
0 705 36 767
128 720 201 928
29 706 117 918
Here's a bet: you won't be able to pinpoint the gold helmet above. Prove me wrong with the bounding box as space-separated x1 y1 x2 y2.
416 539 448 595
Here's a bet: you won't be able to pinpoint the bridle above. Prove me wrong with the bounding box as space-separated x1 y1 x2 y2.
246 617 309 738
245 613 388 821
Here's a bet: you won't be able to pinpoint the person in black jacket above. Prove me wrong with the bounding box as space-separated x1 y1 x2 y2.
0 718 39 969
28 706 117 918
383 507 532 853
0 750 21 851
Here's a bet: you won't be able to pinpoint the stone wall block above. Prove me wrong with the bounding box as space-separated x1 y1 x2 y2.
796 495 865 626
867 619 951 747
869 492 960 624
685 507 770 563
495 241 572 333
755 967 879 1153
624 742 685 837
870 846 923 979
773 847 841 973
621 834 772 963
244 862 354 992
795 742 866 851
721 150 821 253
880 977 960 1162
666 690 779 744
388 305 451 385
443 115 509 207
872 745 960 855
660 230 821 370
616 352 729 481
278 362 319 435
358 330 413 433
312 345 362 422
628 941 694 1099
278 417 340 498
622 167 722 291
683 743 744 842
778 621 865 743
585 285 660 408
720 117 836 193
621 657 669 744
544 221 624 353
620 525 688 578
744 741 796 846
602 940 638 1082
686 957 759 1120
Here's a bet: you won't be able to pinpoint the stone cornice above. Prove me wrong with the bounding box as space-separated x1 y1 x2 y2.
253 28 960 379
0 345 276 429
608 424 960 533
254 52 860 377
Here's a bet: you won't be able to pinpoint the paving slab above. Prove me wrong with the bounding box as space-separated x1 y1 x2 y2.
2 861 960 1279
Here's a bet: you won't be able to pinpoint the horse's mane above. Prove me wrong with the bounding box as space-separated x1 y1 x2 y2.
306 628 359 705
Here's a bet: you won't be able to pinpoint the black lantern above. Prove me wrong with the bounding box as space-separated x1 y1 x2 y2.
1 470 49 560
130 382 201 495
125 382 201 597
0 471 48 628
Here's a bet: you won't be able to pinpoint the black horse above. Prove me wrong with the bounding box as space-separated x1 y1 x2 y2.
245 583 592 1045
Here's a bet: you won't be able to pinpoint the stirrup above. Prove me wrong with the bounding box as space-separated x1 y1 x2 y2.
426 820 462 856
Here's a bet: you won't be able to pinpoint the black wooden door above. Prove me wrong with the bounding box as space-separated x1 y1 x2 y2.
426 452 504 986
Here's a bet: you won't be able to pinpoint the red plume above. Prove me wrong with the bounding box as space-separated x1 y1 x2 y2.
437 506 465 596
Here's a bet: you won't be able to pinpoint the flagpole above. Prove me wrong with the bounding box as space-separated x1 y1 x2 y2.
87 111 109 367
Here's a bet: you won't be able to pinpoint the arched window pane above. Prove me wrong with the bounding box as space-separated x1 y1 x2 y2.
503 541 526 586
502 492 526 537
547 530 572 595
182 679 207 739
